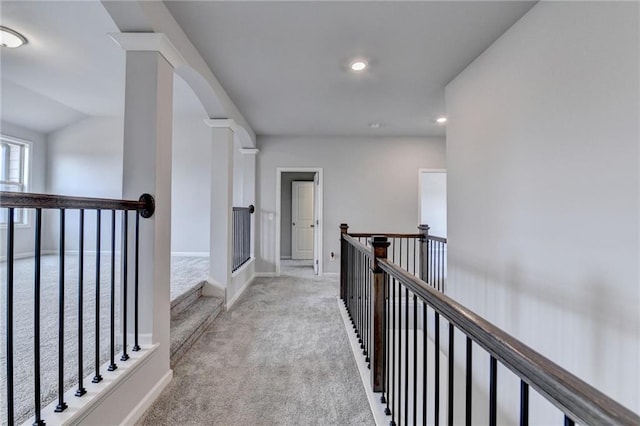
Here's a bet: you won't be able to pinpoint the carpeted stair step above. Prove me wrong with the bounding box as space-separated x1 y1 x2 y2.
171 281 205 319
170 295 223 367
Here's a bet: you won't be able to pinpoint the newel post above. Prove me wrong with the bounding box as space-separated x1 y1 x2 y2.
418 224 430 283
340 223 349 300
371 235 390 392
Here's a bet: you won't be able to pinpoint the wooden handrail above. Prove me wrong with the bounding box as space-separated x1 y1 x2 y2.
427 235 447 243
342 234 373 259
348 232 423 239
0 191 155 218
376 256 639 426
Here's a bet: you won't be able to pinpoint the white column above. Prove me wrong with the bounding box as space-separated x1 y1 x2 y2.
240 148 259 258
122 50 173 361
204 119 235 300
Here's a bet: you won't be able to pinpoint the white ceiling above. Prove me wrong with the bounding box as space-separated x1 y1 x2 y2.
165 1 536 137
0 1 536 137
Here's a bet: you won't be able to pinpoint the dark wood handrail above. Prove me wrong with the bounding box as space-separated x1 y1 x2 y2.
343 234 374 259
376 256 639 426
0 191 155 218
232 204 255 214
349 232 423 239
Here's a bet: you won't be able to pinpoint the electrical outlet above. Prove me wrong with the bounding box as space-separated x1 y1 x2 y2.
330 251 336 261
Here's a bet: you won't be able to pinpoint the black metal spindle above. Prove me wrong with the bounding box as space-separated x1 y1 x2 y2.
121 211 129 361
448 323 454 426
383 273 389 407
76 209 87 397
93 210 103 383
6 208 15 424
489 356 497 426
564 416 575 426
520 381 529 426
33 208 44 425
397 278 402 426
133 211 141 352
55 209 68 412
389 276 396 422
108 210 117 371
422 301 427 426
404 286 409 424
435 312 440 424
466 337 472 426
413 293 417 426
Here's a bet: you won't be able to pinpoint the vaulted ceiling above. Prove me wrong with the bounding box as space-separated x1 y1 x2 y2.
0 1 536 137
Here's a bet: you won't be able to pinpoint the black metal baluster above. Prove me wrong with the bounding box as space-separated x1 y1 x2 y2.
93 210 103 383
55 209 68 412
388 276 396 422
489 356 497 426
121 211 129 361
564 416 575 426
33 208 44 425
108 210 117 372
466 337 472 426
422 301 427 426
133 211 141 352
435 312 440 424
76 209 87 397
448 324 454 426
383 274 389 407
520 381 529 426
5 208 14 424
413 293 417 426
397 279 402 426
404 286 409 425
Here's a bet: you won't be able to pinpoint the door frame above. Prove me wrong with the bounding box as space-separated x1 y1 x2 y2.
276 167 323 276
418 168 447 228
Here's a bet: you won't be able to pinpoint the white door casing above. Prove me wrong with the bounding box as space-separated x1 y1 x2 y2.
313 172 319 274
291 181 314 260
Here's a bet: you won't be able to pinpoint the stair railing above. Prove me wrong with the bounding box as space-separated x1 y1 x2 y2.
340 226 638 426
1 191 154 425
232 204 254 272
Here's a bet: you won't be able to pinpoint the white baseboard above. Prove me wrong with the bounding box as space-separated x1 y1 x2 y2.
121 369 173 425
202 278 225 299
280 255 292 260
323 272 340 277
254 272 276 278
226 274 255 309
171 251 209 258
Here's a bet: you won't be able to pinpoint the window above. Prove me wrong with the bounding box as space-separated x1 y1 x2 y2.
0 135 30 225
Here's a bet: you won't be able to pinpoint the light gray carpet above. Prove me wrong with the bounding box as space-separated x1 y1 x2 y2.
0 255 210 425
138 261 375 426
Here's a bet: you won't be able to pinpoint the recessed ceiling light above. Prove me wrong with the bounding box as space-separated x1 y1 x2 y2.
436 116 447 124
350 60 368 72
369 122 380 129
0 26 28 48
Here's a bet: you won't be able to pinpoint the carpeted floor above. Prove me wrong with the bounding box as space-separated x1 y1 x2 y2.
138 260 375 426
0 254 210 426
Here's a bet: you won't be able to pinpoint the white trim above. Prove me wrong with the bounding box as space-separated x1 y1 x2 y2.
226 274 255 309
254 272 276 278
203 118 240 134
120 369 173 426
240 148 259 155
275 167 323 277
231 256 254 278
29 345 166 425
171 251 209 258
108 33 186 69
280 255 292 260
323 272 340 277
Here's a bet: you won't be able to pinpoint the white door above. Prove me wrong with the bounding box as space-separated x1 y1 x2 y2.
291 181 314 260
313 173 319 274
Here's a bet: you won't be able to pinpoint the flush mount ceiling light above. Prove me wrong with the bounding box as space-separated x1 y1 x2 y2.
369 122 381 129
350 59 368 72
0 26 27 48
436 116 447 124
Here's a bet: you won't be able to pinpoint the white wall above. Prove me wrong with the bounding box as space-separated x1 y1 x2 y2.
43 115 211 255
256 136 446 274
0 121 46 258
45 116 124 252
171 117 211 255
446 1 639 420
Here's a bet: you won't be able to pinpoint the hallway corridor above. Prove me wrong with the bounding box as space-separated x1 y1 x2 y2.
139 262 374 425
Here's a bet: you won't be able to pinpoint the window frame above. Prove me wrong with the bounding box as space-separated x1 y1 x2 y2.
0 134 32 227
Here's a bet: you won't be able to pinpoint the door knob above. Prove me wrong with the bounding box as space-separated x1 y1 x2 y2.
310 224 314 228
292 222 295 226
